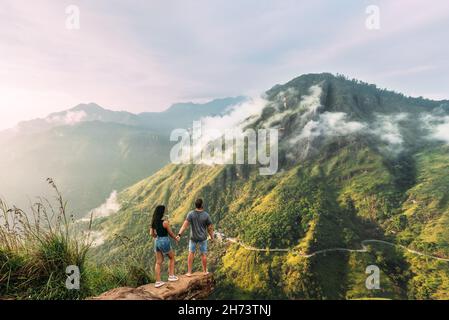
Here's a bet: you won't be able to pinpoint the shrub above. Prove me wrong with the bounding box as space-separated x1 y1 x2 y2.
0 179 91 299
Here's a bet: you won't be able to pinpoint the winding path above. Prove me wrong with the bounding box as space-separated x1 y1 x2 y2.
219 235 449 262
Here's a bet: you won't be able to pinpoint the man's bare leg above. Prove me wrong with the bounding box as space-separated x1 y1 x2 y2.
201 253 208 274
187 251 195 276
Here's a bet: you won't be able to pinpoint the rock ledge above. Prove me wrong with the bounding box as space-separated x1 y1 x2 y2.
91 272 214 300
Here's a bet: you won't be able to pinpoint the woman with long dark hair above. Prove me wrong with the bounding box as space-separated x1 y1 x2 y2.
150 205 179 288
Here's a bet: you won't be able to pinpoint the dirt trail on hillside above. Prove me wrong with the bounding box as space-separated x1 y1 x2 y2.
217 234 449 262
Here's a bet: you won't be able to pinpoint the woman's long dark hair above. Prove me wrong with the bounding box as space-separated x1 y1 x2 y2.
151 205 166 229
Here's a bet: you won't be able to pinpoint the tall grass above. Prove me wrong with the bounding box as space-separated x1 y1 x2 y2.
111 234 154 286
0 178 156 299
0 178 92 299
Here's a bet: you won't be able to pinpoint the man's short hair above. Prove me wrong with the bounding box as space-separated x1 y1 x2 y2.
195 198 203 209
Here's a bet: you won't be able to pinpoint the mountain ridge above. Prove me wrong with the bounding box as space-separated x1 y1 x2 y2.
89 73 449 299
10 97 247 134
0 96 246 216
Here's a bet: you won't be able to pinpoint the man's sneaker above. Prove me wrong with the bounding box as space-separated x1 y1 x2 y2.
168 275 179 282
155 281 165 288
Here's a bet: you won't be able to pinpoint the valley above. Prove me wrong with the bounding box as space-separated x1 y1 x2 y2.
0 97 245 217
2 73 449 300
86 73 449 299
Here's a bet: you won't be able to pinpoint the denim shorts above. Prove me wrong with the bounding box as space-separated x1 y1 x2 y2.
154 236 172 255
189 239 208 254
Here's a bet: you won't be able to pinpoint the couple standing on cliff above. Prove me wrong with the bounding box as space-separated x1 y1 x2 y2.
149 198 214 288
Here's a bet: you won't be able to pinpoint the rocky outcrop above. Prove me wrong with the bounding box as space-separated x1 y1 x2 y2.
91 272 214 300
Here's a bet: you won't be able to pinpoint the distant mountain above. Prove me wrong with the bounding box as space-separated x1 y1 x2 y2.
91 73 449 299
0 97 246 216
51 103 141 126
13 103 139 134
137 97 247 133
12 97 246 135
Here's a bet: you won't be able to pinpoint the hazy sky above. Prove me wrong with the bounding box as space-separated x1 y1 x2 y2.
1 0 449 129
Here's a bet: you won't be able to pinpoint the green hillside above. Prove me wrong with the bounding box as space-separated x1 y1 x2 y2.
90 73 449 299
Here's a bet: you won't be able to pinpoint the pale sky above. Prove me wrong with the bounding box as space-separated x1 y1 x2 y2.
1 0 449 130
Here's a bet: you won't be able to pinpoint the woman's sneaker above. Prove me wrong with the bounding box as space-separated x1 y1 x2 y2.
168 275 179 282
155 281 165 288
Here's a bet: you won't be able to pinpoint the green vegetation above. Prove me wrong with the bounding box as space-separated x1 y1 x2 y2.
90 74 449 300
0 179 153 299
3 73 449 300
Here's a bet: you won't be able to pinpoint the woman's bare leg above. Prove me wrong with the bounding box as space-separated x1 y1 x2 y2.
155 251 164 282
167 251 175 276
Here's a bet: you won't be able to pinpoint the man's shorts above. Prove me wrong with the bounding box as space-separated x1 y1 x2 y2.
189 239 208 254
154 236 172 256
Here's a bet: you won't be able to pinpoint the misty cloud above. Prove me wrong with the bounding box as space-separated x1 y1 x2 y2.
294 112 366 143
47 110 87 126
432 119 449 143
200 97 266 134
371 113 408 151
90 191 121 219
277 85 414 157
187 97 267 164
264 85 323 128
278 85 365 159
298 85 323 116
421 113 449 144
170 96 280 174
